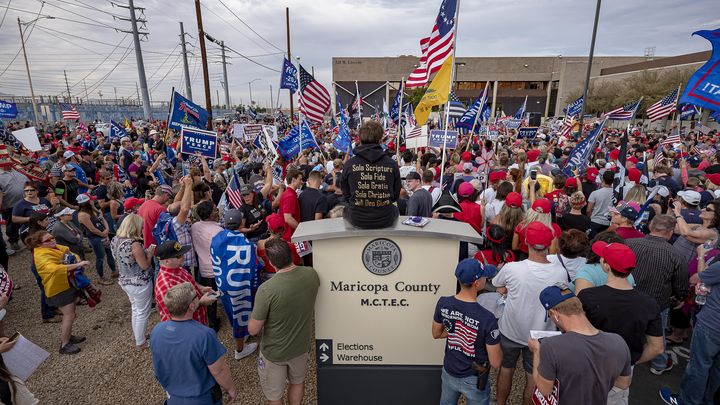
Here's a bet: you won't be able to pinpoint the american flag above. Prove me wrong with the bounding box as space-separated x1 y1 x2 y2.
61 103 80 120
352 92 362 112
226 172 244 209
447 92 466 117
654 150 665 167
404 105 421 138
406 0 457 88
558 116 574 138
605 99 641 120
447 320 477 357
298 65 331 123
646 89 679 122
661 134 682 146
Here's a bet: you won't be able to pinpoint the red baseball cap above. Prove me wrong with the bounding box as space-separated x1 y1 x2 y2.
123 197 145 211
461 151 472 162
525 221 553 249
609 149 620 161
586 167 599 182
627 168 641 183
505 192 522 208
489 171 506 183
627 156 639 165
265 213 285 232
707 173 720 186
565 177 578 189
591 241 636 273
458 182 475 197
526 149 541 162
531 198 551 214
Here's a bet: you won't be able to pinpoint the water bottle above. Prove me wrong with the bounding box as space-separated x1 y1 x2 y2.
696 283 711 306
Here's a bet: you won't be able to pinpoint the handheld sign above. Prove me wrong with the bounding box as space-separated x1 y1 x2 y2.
0 100 18 119
179 127 218 158
428 130 458 149
516 127 539 139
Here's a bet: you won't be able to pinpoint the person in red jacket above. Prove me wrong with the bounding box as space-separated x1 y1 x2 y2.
454 182 483 234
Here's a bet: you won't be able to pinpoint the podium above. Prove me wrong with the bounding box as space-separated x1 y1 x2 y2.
292 217 483 405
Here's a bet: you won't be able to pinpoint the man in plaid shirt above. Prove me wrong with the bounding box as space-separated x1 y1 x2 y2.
154 240 217 325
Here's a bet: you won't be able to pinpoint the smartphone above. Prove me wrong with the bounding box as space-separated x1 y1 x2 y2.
530 170 537 180
8 331 19 342
207 290 223 299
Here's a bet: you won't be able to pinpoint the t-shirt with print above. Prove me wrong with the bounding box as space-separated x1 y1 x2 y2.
536 331 632 405
588 187 613 225
433 296 500 378
492 259 568 345
578 286 662 364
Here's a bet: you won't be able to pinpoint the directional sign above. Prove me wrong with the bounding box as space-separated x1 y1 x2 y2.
316 339 333 366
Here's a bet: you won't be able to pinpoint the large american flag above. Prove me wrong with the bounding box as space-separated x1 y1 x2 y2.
61 103 80 120
298 65 331 123
605 99 641 120
646 89 679 122
406 0 457 88
226 172 244 209
661 134 682 146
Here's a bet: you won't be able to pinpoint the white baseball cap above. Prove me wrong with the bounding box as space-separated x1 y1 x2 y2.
63 151 75 159
678 190 701 205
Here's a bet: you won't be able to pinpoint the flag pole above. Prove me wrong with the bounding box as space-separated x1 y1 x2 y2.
466 82 487 152
675 83 682 139
439 0 461 191
577 0 602 139
355 80 362 128
396 78 404 163
297 59 303 156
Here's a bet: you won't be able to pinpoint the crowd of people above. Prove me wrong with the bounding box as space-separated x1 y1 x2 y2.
0 115 717 404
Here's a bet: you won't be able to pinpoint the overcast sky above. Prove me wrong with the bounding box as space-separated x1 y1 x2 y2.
0 0 717 108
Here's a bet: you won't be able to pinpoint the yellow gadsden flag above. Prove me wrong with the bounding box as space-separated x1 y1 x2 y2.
414 57 453 126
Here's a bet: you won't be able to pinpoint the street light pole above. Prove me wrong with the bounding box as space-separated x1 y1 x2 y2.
17 17 44 127
577 0 602 137
248 78 260 106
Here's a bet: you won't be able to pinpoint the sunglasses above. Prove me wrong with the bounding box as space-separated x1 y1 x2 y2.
24 189 37 192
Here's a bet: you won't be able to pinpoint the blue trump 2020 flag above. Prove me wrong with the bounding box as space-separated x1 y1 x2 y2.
563 118 607 176
277 121 318 159
679 28 720 111
514 96 527 119
389 85 403 123
0 100 18 119
334 100 352 152
280 57 298 94
563 96 584 117
168 91 209 131
210 229 260 339
110 120 128 139
456 84 489 132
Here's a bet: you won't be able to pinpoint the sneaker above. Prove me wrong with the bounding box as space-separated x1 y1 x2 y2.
59 343 81 355
234 342 258 360
69 335 86 344
650 358 674 375
659 387 683 404
42 315 62 324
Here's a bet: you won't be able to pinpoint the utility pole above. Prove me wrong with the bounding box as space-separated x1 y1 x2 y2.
216 89 220 108
269 84 274 113
83 79 88 102
18 18 40 127
220 41 230 109
179 22 193 101
63 70 71 102
114 87 118 103
115 0 152 119
194 0 213 128
577 0 602 137
135 82 140 104
285 7 293 118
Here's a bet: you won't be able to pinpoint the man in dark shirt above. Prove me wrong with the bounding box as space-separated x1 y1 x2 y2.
237 184 268 242
626 215 688 375
298 171 327 222
78 151 97 185
432 259 502 405
529 285 632 405
578 241 664 403
341 121 401 229
405 171 432 217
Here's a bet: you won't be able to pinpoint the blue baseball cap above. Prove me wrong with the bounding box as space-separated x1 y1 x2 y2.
539 285 575 313
454 258 497 284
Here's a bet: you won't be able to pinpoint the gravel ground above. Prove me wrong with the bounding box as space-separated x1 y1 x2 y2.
6 245 523 404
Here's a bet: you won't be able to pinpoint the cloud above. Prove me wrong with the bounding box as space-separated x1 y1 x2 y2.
0 0 716 111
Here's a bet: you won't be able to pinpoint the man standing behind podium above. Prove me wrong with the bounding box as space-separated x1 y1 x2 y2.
341 121 401 229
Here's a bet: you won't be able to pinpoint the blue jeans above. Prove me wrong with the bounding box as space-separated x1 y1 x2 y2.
651 308 670 370
680 322 720 405
440 368 490 405
29 263 55 320
88 237 116 278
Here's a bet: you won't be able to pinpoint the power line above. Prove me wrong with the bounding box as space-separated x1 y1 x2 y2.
199 3 271 54
146 43 180 82
33 25 117 57
223 43 281 73
0 0 12 31
29 24 177 55
78 45 134 98
54 33 131 95
34 0 119 30
45 0 124 19
0 2 44 79
216 0 284 53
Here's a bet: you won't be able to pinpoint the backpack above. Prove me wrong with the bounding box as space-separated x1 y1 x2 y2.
152 212 178 245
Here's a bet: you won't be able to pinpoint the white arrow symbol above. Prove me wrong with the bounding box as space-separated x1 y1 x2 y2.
320 353 329 362
319 343 329 351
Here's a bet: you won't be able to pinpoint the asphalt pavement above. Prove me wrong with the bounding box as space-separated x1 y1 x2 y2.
630 341 691 404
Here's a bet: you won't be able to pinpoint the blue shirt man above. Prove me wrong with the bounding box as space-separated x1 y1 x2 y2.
150 282 235 404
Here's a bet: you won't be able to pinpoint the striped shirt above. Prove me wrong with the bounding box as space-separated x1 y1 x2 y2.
626 235 688 310
172 218 197 269
154 266 207 325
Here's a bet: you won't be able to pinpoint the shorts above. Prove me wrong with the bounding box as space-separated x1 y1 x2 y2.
257 351 309 401
500 333 533 373
46 287 77 307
